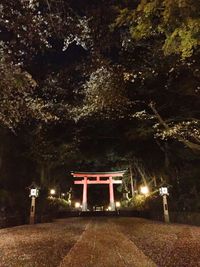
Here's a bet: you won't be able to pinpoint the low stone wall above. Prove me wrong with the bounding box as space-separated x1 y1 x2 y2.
169 212 200 226
149 211 200 226
57 210 151 218
0 215 24 228
1 211 200 228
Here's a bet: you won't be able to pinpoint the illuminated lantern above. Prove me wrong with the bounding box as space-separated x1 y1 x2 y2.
159 187 169 196
28 182 40 224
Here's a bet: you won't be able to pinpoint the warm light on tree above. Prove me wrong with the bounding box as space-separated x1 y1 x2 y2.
140 186 149 195
75 202 81 208
50 189 56 195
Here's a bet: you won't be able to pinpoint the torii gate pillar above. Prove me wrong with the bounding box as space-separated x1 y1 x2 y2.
82 177 87 211
109 177 115 211
72 171 125 212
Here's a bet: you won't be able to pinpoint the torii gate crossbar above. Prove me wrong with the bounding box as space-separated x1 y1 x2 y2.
72 171 125 211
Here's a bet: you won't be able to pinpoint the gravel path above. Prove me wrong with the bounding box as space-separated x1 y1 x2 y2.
0 218 88 267
0 217 200 267
113 217 200 267
60 219 155 267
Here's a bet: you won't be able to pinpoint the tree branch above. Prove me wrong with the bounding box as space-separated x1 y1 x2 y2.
149 102 200 152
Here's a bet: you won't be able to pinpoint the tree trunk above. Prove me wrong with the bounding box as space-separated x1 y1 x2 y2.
153 176 157 187
40 165 45 186
155 140 170 169
134 178 137 192
164 143 170 169
0 144 3 171
133 160 148 186
129 163 134 197
0 129 5 171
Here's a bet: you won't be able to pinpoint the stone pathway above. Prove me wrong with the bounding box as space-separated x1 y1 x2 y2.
0 218 88 267
59 219 156 267
1 217 200 266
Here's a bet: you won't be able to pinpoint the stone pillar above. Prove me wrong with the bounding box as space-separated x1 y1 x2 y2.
30 196 36 224
82 177 87 211
109 177 115 211
163 195 170 223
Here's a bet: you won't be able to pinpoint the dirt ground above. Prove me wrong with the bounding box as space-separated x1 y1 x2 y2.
0 217 200 267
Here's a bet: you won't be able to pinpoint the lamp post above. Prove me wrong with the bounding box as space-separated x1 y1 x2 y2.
116 201 121 208
29 182 40 225
159 187 170 223
115 201 121 214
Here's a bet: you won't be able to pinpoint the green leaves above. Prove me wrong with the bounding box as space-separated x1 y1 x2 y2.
114 0 200 59
163 18 200 59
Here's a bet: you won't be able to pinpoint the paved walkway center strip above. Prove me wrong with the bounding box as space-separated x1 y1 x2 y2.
59 220 156 267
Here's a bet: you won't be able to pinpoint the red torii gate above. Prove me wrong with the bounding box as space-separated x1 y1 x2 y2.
72 171 125 211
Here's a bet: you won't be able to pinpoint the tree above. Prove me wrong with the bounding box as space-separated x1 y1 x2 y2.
0 49 55 130
74 66 131 120
0 0 200 216
149 102 200 152
114 0 200 59
0 0 92 64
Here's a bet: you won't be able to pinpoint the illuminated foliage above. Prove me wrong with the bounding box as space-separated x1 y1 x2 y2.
114 0 200 59
74 66 130 120
0 49 56 130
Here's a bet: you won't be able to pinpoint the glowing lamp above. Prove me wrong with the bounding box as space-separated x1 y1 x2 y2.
140 186 149 195
75 202 80 208
116 201 121 208
50 189 56 195
159 187 169 196
29 182 40 198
